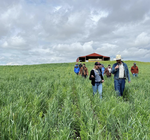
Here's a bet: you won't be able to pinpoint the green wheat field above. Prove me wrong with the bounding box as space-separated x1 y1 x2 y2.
0 61 150 140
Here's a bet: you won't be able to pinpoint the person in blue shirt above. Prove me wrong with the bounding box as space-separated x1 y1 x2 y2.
101 64 105 76
111 55 131 96
74 63 80 75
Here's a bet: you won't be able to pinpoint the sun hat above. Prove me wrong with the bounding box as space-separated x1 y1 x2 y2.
115 55 122 60
134 63 136 64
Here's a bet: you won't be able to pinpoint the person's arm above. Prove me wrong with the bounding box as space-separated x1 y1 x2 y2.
101 74 104 81
99 69 104 81
127 66 131 82
111 64 118 74
89 70 94 80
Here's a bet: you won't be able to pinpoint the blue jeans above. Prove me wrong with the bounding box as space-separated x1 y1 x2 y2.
133 73 138 77
92 82 103 99
114 79 125 96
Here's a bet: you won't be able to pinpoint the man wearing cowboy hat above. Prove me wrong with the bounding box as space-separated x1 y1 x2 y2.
111 55 131 96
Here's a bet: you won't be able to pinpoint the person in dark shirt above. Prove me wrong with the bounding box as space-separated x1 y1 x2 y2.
89 62 104 99
79 63 82 70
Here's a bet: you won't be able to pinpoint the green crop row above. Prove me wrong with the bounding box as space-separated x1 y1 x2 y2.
0 61 150 140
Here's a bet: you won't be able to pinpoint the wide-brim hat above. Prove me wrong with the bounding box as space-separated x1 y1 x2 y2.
115 54 122 60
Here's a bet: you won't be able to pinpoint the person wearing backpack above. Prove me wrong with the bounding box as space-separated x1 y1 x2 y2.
74 63 80 75
89 62 104 99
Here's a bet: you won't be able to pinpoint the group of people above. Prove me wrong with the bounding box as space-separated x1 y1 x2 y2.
74 54 139 98
74 63 88 78
74 62 110 78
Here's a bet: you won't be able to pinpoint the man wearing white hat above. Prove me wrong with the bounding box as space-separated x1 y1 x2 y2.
111 55 131 96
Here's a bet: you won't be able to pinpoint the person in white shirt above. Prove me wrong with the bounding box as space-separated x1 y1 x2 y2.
111 55 131 96
104 64 112 78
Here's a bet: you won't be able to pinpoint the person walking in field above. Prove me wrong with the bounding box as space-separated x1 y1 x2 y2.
131 63 139 77
111 55 131 96
74 63 80 75
79 63 82 70
104 64 112 78
79 63 88 78
101 64 105 76
89 62 104 99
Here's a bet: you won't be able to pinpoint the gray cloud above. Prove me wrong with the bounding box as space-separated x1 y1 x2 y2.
0 0 150 65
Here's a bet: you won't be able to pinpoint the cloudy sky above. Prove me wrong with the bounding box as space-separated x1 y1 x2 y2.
0 0 150 65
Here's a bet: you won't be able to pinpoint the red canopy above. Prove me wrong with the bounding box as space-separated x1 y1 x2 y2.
86 53 103 57
76 53 110 62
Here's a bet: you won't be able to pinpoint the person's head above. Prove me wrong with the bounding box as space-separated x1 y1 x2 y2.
108 64 111 68
99 64 102 67
76 63 78 65
94 62 99 69
83 64 85 67
134 63 136 66
97 62 101 68
115 55 122 64
116 59 121 64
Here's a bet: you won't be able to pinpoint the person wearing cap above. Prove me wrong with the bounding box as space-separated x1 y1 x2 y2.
89 62 104 99
104 64 112 78
79 63 88 78
111 55 131 96
131 63 138 77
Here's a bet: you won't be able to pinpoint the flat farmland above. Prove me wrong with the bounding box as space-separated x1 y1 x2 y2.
0 61 150 140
